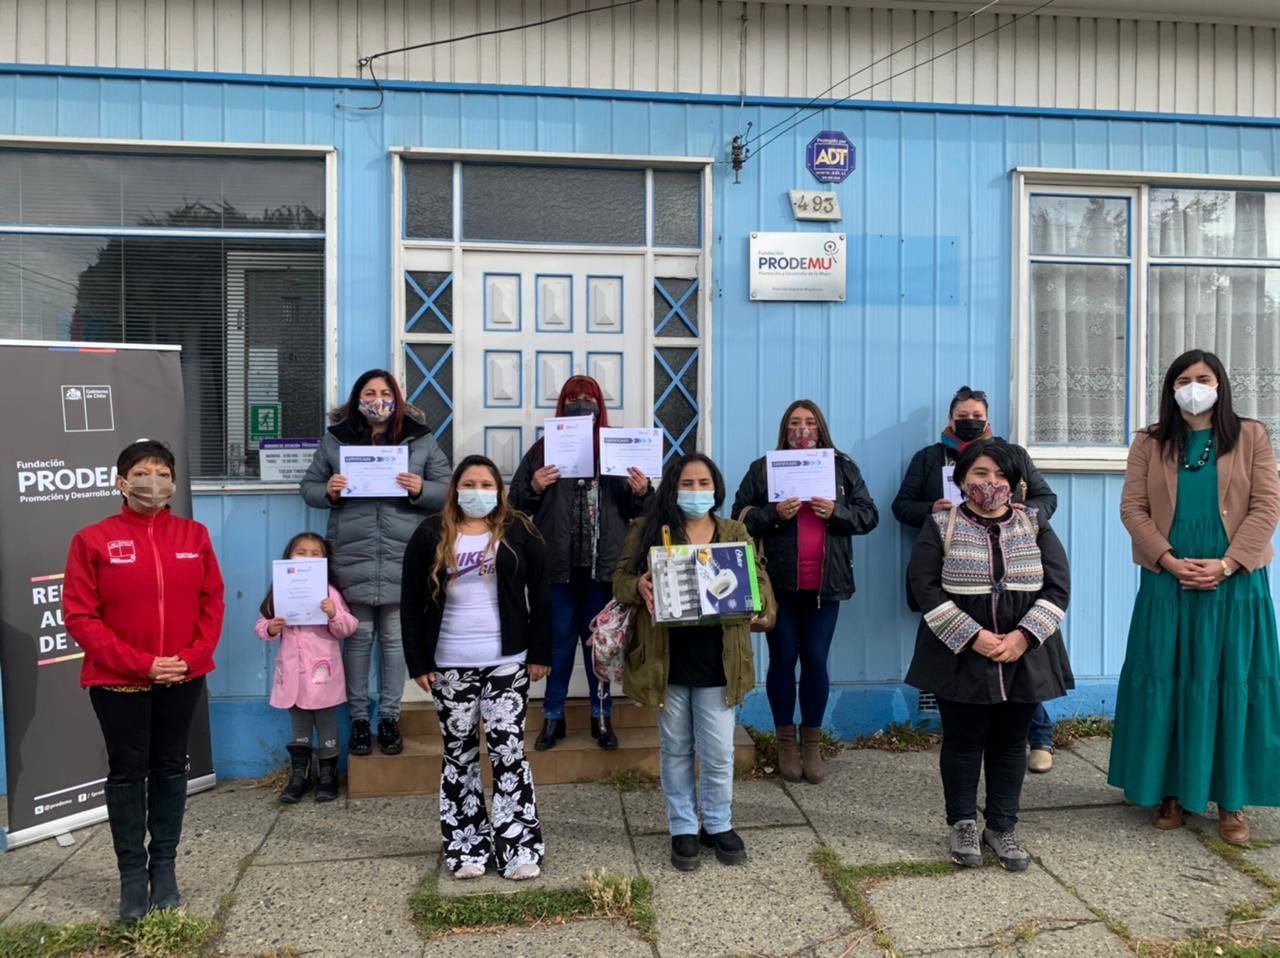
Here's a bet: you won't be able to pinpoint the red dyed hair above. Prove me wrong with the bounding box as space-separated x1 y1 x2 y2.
555 375 610 453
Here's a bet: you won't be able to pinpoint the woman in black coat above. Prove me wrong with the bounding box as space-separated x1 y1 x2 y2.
906 441 1072 874
730 400 878 784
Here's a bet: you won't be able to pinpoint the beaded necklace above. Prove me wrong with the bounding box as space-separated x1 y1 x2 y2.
1182 432 1214 472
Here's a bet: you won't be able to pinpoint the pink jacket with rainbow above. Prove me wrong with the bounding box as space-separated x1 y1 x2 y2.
254 585 358 710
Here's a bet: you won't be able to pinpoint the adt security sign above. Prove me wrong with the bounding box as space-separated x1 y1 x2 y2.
806 131 854 184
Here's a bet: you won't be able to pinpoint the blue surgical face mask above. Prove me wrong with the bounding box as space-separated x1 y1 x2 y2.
457 489 498 519
677 490 716 518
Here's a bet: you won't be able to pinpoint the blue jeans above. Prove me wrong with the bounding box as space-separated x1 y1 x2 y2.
343 602 404 722
766 591 841 728
1028 703 1054 750
657 685 737 835
544 571 613 720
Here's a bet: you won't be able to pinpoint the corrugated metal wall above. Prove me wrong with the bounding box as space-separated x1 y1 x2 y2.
3 72 1278 705
1 0 1279 116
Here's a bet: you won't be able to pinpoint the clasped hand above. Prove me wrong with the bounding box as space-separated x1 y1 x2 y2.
149 655 189 684
972 629 1030 663
1163 556 1228 591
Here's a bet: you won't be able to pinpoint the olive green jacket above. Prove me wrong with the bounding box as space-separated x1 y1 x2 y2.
613 516 774 709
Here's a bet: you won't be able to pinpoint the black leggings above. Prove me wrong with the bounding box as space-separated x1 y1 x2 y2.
89 678 205 784
936 697 1038 833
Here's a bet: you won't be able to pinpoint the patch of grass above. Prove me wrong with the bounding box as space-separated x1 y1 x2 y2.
598 768 659 792
1228 902 1267 923
741 726 841 777
1190 825 1280 896
812 844 954 934
1053 715 1114 748
0 911 214 958
409 868 656 941
1011 919 1040 943
848 721 939 753
1086 902 1134 942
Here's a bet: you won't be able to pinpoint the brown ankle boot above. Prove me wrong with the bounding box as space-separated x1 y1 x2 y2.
776 726 802 783
1154 797 1184 830
800 727 825 785
1220 809 1250 846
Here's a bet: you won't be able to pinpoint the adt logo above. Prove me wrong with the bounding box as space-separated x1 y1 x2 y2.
806 131 855 184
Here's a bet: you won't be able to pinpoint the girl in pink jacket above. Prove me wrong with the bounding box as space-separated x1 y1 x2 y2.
255 533 359 803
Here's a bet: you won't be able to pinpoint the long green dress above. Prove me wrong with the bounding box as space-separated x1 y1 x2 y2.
1109 428 1280 812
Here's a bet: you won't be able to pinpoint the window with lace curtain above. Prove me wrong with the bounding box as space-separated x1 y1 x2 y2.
1016 175 1280 464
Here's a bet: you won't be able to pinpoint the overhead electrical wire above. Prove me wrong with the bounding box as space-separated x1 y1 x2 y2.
345 0 647 111
745 0 1058 163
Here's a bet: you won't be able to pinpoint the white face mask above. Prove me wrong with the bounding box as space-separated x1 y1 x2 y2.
1174 382 1218 416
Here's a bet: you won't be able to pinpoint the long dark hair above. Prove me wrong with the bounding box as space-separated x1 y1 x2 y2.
774 399 835 451
260 532 332 619
336 369 407 445
629 453 725 573
1148 349 1242 460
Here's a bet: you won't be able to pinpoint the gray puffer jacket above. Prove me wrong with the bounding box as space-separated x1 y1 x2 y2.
299 416 452 606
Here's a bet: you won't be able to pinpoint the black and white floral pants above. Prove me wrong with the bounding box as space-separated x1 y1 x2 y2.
433 663 544 876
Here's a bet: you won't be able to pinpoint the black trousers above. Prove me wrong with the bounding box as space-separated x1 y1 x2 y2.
936 697 1038 833
89 678 205 784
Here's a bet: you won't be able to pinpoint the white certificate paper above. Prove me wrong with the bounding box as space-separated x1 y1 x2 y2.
942 465 965 506
272 558 329 626
339 445 409 498
765 448 837 502
544 416 596 479
598 427 663 478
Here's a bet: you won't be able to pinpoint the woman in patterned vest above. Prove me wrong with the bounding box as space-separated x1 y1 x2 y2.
905 440 1074 874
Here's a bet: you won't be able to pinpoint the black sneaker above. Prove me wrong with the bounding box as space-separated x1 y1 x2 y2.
698 827 748 866
377 717 403 755
671 834 701 872
348 719 372 756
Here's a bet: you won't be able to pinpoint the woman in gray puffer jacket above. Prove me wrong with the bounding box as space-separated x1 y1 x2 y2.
300 369 451 757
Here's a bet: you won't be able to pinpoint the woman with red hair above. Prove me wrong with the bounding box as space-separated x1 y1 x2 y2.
511 375 651 750
301 369 452 758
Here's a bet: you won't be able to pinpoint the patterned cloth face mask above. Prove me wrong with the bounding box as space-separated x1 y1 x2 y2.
787 426 819 450
965 480 1011 512
359 398 395 424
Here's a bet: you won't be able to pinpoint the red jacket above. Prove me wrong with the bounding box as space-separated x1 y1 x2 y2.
63 504 225 688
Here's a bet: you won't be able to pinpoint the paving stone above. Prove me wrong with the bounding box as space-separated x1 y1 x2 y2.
436 784 634 895
1066 738 1111 775
1236 806 1280 843
1021 804 1258 940
809 929 884 957
0 885 33 922
1245 844 1280 885
218 856 429 958
633 826 846 958
620 777 806 835
0 823 104 885
421 919 652 958
1020 749 1123 811
1015 921 1135 957
867 862 1092 954
257 794 439 865
787 750 946 864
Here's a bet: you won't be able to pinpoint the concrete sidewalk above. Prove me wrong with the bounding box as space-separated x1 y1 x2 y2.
3 738 1279 957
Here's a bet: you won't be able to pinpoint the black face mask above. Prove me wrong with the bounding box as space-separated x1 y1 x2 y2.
954 419 987 442
564 400 598 420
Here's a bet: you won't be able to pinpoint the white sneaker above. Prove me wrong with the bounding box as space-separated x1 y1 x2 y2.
453 863 485 880
505 862 541 881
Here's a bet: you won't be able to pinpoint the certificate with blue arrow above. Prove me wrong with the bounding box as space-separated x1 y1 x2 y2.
598 427 663 479
765 448 836 502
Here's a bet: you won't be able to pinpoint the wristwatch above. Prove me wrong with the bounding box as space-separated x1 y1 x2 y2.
1221 559 1235 577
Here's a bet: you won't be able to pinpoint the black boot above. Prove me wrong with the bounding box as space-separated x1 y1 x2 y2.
592 716 619 751
377 717 403 755
146 774 188 911
534 718 566 751
279 745 312 804
315 756 339 803
349 718 372 756
104 781 150 924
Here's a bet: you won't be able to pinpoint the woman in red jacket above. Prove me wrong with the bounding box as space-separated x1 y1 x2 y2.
63 440 225 923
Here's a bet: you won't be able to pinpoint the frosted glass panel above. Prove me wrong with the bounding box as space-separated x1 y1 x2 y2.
653 171 701 247
1029 195 1129 257
1028 263 1128 446
404 161 454 239
462 165 644 245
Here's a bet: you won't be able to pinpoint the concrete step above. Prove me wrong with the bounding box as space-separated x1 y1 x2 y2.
346 724 757 798
396 698 659 739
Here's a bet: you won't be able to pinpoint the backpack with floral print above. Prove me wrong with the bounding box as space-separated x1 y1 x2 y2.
587 598 636 697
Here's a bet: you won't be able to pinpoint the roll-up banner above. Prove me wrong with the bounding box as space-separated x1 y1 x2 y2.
0 341 215 850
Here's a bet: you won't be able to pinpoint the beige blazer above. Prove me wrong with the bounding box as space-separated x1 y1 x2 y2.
1120 419 1280 573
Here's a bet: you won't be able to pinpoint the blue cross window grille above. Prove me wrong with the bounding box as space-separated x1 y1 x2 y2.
653 278 699 338
654 346 699 464
405 271 453 334
404 341 453 461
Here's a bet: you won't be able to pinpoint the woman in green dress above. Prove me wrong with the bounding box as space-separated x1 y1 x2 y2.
1112 349 1280 845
